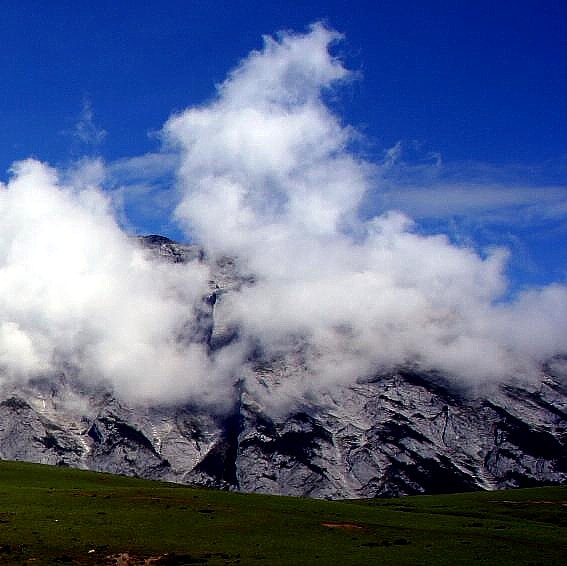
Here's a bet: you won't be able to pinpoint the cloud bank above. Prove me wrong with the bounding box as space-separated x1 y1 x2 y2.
0 23 566 408
0 160 227 404
166 23 567 396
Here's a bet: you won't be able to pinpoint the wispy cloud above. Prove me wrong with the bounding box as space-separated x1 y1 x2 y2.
105 152 180 236
377 181 567 223
72 97 107 147
375 141 567 224
108 152 179 183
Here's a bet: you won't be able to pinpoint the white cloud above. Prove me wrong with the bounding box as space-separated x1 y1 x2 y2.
166 23 567 403
0 23 565 412
0 159 232 405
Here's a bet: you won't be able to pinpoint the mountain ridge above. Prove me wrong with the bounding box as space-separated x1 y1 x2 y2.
0 236 565 499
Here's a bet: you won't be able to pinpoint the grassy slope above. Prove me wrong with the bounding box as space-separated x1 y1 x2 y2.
0 461 565 565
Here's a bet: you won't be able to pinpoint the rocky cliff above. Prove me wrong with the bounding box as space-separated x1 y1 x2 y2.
0 236 565 499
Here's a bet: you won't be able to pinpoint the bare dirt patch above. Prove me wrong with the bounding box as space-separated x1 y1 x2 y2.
321 522 364 530
105 553 167 565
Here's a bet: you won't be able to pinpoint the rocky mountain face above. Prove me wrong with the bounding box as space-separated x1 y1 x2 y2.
0 236 565 499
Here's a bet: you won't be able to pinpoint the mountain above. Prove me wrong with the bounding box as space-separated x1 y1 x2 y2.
0 236 565 499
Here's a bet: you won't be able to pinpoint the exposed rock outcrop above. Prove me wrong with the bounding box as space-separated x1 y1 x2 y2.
0 236 565 498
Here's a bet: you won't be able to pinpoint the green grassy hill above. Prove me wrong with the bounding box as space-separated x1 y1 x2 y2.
0 461 565 565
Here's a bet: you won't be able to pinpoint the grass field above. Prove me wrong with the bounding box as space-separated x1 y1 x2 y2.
0 461 565 564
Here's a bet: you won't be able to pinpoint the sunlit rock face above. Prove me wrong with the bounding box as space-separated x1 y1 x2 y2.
0 237 565 499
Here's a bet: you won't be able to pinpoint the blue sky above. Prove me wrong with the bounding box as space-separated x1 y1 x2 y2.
1 0 566 291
